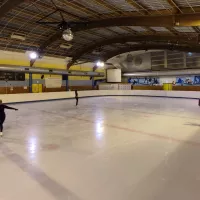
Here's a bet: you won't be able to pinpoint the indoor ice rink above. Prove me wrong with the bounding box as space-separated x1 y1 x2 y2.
3 0 200 200
1 96 200 200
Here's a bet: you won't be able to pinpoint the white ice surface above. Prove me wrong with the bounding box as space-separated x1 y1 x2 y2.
0 96 200 200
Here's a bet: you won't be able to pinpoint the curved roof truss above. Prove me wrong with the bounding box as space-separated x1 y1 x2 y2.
100 44 200 62
67 35 198 69
39 13 200 52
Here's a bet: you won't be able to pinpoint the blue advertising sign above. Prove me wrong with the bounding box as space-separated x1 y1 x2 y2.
128 77 159 85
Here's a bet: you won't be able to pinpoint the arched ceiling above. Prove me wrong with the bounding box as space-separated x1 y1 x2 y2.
66 35 198 68
1 0 200 66
100 44 200 62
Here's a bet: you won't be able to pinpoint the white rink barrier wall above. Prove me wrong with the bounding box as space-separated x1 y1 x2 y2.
1 90 200 104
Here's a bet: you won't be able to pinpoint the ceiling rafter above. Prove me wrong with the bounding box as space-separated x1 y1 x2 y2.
70 14 200 31
166 27 179 36
121 26 138 35
184 0 195 13
0 37 39 47
39 0 139 51
2 10 54 31
125 0 150 15
67 34 198 69
0 26 49 40
89 0 123 14
33 0 113 44
125 0 157 34
10 2 112 46
58 0 122 37
89 0 142 36
84 0 143 73
166 0 183 14
144 27 156 34
59 1 99 18
3 0 200 61
165 0 183 35
34 1 122 55
39 12 200 52
193 27 200 33
0 0 25 18
35 1 81 21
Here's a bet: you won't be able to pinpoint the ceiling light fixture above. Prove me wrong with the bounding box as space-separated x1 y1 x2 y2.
60 44 72 49
96 61 105 67
29 51 38 60
11 34 26 41
62 28 74 41
175 21 180 26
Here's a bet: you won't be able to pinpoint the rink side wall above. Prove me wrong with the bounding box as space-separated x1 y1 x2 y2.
1 90 200 104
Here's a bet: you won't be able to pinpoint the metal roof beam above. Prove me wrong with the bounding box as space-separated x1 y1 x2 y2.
125 0 149 15
71 14 200 31
0 0 24 18
39 13 200 52
193 27 200 33
166 27 179 35
166 0 183 13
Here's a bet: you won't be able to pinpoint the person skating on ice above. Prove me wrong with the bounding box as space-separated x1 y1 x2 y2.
75 90 78 106
0 100 18 137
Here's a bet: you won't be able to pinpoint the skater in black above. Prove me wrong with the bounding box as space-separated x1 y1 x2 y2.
0 100 18 136
75 90 78 106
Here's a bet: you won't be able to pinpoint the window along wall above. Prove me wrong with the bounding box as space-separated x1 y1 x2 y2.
151 51 200 70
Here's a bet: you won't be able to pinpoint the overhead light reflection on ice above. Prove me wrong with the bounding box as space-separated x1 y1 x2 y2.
28 136 38 159
95 121 104 140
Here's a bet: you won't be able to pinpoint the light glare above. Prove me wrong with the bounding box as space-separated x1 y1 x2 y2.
96 61 105 67
29 52 38 60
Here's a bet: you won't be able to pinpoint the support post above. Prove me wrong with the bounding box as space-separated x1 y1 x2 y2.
29 73 32 93
66 75 69 91
164 50 167 68
92 77 95 89
183 52 187 68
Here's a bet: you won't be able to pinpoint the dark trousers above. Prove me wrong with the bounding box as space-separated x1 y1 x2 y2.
75 97 78 106
0 114 5 132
